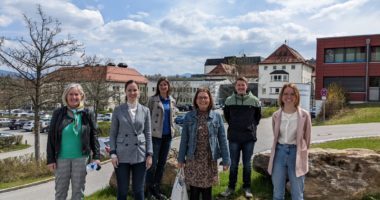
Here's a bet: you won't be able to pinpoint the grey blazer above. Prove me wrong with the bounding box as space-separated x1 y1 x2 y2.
109 103 153 164
147 95 176 138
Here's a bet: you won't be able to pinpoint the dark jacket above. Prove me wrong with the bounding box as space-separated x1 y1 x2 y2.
47 106 100 164
223 91 261 143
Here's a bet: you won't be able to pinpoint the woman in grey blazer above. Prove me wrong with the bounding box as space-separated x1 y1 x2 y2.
109 80 153 200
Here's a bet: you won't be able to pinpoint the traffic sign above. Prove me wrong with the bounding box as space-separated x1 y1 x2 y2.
321 88 328 97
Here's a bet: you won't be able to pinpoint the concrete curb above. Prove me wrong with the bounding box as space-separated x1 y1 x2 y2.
0 159 112 194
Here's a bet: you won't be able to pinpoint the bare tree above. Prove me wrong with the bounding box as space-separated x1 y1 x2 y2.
171 80 192 105
0 5 83 161
0 76 27 114
80 56 117 120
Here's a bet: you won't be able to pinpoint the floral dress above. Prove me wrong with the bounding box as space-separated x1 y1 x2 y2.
184 111 218 188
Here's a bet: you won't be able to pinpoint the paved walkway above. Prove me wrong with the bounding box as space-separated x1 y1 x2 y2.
0 118 379 199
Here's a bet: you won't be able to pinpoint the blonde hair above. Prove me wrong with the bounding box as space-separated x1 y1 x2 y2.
62 83 85 107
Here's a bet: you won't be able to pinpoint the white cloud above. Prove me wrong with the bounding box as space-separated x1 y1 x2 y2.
310 0 369 19
129 12 149 20
0 15 12 26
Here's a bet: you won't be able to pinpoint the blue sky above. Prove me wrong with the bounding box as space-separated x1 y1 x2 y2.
1 0 380 75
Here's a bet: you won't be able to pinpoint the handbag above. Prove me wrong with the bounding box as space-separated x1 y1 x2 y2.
170 168 188 200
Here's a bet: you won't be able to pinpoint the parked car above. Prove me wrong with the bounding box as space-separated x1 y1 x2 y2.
98 137 110 158
310 107 316 118
0 118 11 127
177 104 193 112
9 119 28 130
22 120 49 133
175 113 186 126
0 132 14 138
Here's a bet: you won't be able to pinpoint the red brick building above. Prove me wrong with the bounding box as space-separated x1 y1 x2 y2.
316 34 380 102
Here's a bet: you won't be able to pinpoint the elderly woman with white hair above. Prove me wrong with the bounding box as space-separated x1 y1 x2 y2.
47 83 100 200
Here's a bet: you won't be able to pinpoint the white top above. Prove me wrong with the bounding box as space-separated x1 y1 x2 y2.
127 102 137 122
278 111 298 145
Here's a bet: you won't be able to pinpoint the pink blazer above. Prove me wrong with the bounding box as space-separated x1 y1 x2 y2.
267 107 312 177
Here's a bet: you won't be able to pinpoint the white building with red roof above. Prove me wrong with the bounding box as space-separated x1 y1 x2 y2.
258 44 315 106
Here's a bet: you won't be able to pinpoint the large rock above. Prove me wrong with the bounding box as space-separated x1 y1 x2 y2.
109 149 179 189
253 148 380 200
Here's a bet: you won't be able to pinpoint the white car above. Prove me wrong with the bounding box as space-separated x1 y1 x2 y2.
98 137 110 158
23 120 49 133
0 118 11 127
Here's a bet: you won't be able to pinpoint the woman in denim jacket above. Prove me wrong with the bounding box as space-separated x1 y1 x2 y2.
178 88 230 200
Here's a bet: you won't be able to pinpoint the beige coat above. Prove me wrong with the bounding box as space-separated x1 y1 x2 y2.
147 95 176 138
267 107 312 177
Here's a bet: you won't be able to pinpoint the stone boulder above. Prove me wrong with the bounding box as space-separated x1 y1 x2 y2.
109 149 179 189
253 148 380 200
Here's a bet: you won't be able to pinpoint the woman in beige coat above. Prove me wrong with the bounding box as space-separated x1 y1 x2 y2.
267 83 312 200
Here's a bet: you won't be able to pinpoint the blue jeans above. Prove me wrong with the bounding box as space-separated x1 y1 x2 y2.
115 162 146 200
228 141 255 189
146 135 172 191
272 143 304 200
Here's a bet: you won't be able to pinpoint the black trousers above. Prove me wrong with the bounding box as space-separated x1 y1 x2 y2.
189 185 212 200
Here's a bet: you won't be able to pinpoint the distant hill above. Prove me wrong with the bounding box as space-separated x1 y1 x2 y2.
0 69 18 77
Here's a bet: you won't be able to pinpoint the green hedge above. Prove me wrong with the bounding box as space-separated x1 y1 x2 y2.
97 121 111 137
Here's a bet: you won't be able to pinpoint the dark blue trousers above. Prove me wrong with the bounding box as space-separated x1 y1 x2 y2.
115 162 146 200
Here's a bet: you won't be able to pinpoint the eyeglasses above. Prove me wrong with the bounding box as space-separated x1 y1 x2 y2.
197 96 209 100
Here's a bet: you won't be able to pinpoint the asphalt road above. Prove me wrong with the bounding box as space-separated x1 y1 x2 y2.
1 118 379 199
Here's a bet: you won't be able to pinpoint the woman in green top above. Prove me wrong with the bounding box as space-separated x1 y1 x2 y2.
47 83 100 200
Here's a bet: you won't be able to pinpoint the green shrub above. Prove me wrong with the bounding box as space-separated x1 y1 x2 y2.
14 135 23 145
0 135 16 148
97 121 111 137
323 83 347 119
0 154 52 183
262 106 278 118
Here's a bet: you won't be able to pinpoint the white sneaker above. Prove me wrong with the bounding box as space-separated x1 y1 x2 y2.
244 188 253 198
220 187 234 197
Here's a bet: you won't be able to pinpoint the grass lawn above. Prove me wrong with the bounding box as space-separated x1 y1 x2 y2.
312 136 380 152
0 176 53 190
0 144 30 153
314 103 380 126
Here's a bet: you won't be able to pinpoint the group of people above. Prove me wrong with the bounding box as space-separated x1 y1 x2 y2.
46 76 312 200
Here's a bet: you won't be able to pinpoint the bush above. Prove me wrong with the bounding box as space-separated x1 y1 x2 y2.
97 121 111 137
0 135 16 148
0 154 52 183
262 106 278 118
323 83 347 119
15 135 23 145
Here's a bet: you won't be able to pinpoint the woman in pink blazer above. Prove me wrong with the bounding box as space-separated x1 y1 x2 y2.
267 83 312 200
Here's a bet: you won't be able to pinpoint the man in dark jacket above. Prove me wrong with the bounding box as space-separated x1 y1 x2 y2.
221 76 261 198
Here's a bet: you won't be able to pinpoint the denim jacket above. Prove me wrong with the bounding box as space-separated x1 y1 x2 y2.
178 110 230 166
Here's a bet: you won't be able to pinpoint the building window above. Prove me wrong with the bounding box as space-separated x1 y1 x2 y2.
291 65 295 69
334 48 344 62
264 66 268 70
262 88 266 95
273 66 277 70
371 46 380 62
345 48 356 62
324 47 367 63
152 87 155 92
271 74 288 82
270 87 281 94
324 77 365 92
282 65 286 70
283 75 288 82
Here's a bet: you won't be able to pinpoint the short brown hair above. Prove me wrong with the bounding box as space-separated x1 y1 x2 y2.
193 88 214 112
278 83 300 108
235 76 248 85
